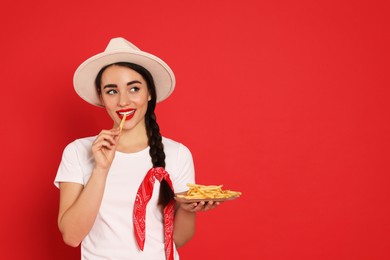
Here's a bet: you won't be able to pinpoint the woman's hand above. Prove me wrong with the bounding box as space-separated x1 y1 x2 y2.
92 128 121 171
177 200 221 213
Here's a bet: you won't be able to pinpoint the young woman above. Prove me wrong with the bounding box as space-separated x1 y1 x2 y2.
54 37 219 259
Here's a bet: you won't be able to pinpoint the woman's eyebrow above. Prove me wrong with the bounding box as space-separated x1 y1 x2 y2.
127 80 142 86
103 84 117 89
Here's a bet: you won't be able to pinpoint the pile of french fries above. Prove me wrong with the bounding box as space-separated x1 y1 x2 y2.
176 183 241 200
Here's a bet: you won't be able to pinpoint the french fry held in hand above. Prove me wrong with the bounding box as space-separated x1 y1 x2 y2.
119 114 126 131
176 183 242 200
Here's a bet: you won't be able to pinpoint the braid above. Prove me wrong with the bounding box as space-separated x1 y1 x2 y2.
146 112 175 206
146 112 165 168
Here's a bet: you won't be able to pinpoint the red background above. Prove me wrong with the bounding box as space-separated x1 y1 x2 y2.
1 0 389 259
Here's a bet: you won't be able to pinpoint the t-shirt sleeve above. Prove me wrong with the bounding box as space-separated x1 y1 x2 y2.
54 141 85 188
173 144 195 193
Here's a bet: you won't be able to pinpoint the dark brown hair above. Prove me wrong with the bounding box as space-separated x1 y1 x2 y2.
95 62 175 206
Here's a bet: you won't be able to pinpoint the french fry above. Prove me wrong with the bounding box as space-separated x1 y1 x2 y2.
177 183 241 200
119 114 126 131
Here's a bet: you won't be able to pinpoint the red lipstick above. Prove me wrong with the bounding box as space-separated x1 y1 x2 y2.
116 109 136 120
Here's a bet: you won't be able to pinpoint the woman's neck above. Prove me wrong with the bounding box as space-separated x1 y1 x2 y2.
116 125 149 153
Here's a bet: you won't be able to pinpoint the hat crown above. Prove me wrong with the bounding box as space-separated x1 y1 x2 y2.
105 37 140 52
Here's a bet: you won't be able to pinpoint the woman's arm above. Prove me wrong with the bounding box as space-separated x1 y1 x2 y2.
173 203 196 248
58 169 108 247
173 196 220 248
57 128 120 247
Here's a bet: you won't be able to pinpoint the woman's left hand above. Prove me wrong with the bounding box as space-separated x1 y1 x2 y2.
177 200 221 213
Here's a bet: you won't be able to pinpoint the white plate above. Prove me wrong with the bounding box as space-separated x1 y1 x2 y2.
174 195 240 203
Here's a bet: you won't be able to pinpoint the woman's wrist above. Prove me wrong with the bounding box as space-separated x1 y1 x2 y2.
92 167 110 177
176 203 197 215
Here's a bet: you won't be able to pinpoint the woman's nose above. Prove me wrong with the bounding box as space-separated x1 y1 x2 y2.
118 92 130 107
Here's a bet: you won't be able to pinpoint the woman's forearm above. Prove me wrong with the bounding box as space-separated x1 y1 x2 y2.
58 169 108 247
173 206 196 248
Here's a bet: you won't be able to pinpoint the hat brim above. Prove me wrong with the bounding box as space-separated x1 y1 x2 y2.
73 50 175 107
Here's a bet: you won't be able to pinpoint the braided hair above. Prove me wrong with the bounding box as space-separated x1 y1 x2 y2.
95 62 175 206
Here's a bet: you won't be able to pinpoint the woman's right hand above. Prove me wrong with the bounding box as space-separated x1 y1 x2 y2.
92 128 121 171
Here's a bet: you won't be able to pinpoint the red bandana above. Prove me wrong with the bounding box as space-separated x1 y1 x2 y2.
133 167 175 260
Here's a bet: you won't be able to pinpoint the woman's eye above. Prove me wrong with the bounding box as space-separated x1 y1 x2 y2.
130 87 140 92
106 89 117 95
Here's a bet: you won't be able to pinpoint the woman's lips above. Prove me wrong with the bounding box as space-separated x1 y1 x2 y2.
117 109 135 120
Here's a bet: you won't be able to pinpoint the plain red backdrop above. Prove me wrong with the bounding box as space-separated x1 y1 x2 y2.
1 0 389 259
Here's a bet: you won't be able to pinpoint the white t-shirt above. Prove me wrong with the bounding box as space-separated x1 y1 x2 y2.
54 136 195 260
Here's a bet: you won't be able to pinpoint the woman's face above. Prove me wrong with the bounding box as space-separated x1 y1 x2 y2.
99 65 151 131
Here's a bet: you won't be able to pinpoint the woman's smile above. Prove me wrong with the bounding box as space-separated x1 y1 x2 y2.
117 108 136 120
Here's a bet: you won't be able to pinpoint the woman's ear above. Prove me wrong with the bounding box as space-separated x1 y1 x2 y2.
148 95 151 101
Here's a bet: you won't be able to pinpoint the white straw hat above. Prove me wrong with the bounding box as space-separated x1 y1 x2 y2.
73 37 176 107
